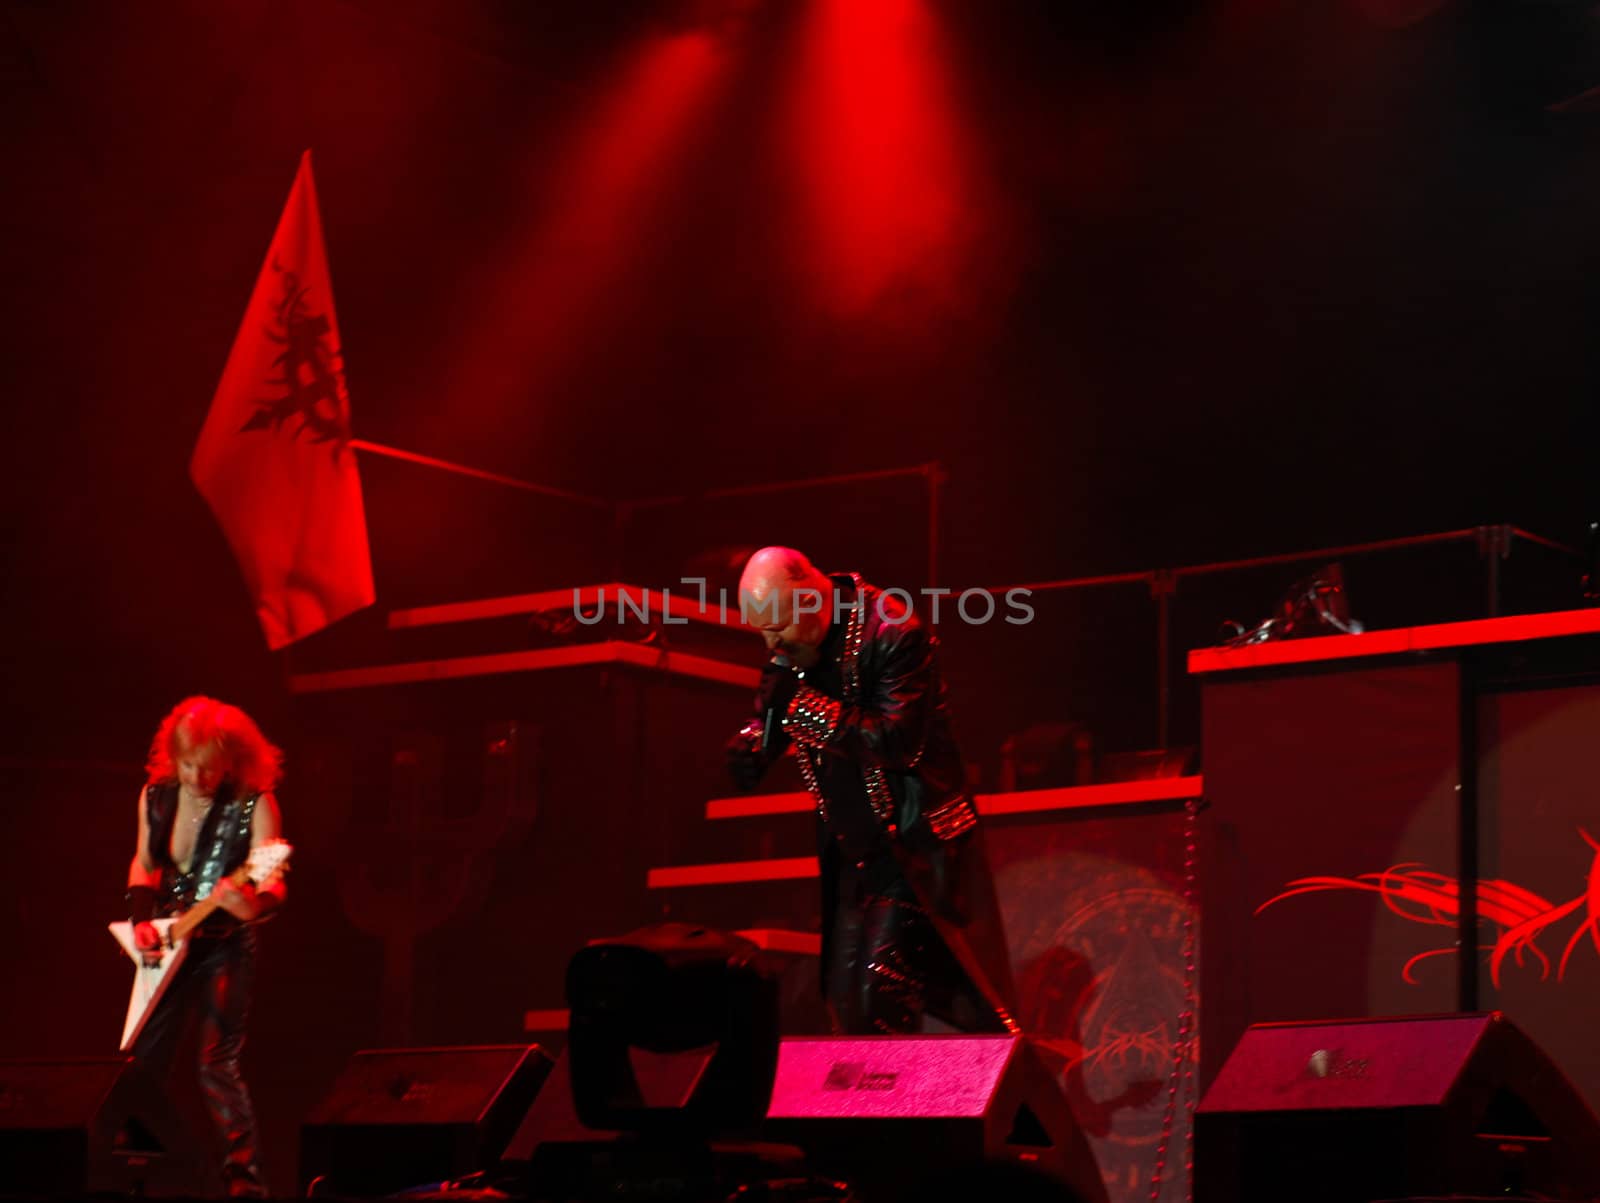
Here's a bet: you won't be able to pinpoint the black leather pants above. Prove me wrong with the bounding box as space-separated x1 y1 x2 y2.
132 928 265 1198
824 860 948 1035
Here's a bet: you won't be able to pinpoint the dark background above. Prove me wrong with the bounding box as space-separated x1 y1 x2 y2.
4 0 1600 1192
4 0 1600 760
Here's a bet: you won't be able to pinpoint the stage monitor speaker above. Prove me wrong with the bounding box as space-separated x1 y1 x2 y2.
760 1034 1107 1203
298 1043 551 1197
0 1056 202 1196
1196 1012 1600 1203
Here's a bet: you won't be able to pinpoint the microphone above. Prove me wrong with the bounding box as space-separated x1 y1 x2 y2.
761 652 790 754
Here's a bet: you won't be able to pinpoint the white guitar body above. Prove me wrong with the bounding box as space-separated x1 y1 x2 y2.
108 917 187 1051
108 839 291 1053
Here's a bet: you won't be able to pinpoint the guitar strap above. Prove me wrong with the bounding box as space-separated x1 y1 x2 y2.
192 792 257 903
148 782 257 912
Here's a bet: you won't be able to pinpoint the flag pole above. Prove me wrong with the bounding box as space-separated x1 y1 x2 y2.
349 439 612 511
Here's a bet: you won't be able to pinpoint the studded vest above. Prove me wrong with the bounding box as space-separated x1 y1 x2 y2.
143 782 258 928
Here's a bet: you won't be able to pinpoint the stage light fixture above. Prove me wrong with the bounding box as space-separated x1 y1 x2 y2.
565 922 780 1136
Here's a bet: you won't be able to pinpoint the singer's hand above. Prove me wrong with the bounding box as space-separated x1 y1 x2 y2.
757 659 801 719
726 720 767 791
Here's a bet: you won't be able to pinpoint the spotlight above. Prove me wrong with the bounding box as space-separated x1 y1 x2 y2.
521 925 803 1202
565 923 779 1135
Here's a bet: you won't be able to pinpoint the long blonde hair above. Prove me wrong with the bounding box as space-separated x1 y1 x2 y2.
145 696 282 794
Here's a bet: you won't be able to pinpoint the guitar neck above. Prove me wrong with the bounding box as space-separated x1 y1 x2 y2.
170 864 252 943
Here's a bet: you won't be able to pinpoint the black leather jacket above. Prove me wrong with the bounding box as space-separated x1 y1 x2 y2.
742 573 1018 1031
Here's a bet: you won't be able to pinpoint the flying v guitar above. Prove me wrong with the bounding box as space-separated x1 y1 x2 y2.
107 838 292 1051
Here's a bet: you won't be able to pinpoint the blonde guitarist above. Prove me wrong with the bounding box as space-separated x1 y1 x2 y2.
122 696 287 1200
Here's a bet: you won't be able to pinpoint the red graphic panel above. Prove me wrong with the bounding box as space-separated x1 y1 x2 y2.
1199 661 1462 1090
1258 832 1600 988
988 805 1196 1203
1478 683 1600 1119
1214 668 1600 1120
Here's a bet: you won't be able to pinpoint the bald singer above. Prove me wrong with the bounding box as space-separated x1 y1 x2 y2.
725 548 1017 1035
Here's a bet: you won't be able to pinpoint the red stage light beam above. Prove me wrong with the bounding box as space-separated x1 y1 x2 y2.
782 0 978 315
430 30 728 443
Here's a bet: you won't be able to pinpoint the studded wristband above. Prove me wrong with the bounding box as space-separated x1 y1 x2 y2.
924 794 978 841
127 884 158 925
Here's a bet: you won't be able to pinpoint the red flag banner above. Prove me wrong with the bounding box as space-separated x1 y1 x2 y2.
191 151 375 649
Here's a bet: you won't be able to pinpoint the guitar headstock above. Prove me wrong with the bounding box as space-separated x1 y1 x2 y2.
244 838 293 887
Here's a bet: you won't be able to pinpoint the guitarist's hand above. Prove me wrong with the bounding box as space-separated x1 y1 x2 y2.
133 921 163 965
214 877 260 921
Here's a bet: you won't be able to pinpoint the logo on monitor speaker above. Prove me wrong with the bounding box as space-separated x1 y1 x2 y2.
823 1062 898 1092
1304 1048 1371 1080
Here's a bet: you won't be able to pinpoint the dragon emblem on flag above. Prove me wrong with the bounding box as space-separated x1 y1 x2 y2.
239 261 351 452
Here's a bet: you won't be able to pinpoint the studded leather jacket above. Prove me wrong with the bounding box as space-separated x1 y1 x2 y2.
747 573 1018 1031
